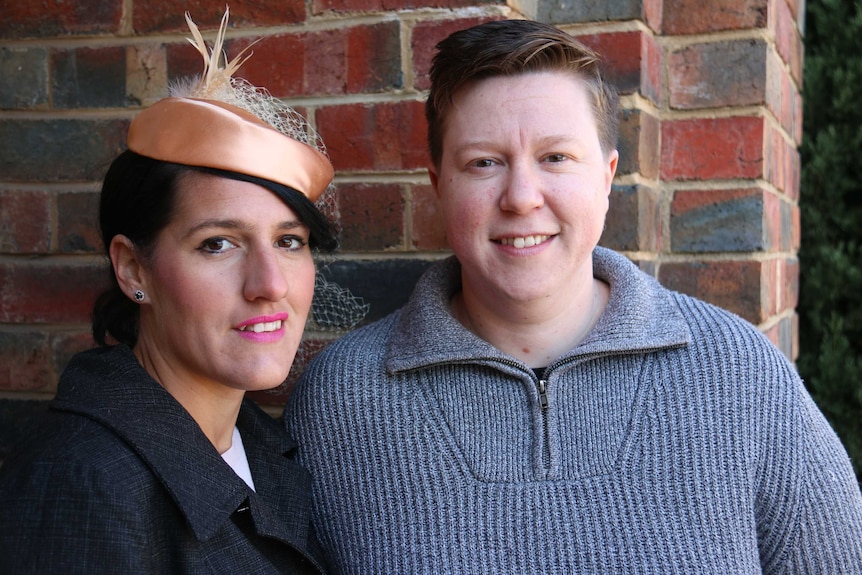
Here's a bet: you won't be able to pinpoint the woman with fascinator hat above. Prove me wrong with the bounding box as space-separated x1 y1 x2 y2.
0 9 339 574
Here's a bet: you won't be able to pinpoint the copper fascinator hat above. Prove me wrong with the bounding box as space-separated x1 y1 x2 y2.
126 8 334 202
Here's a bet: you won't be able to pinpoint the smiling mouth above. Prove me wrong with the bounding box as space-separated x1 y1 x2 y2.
239 320 283 333
499 234 550 248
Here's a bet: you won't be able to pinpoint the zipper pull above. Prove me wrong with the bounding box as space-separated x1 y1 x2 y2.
538 379 549 410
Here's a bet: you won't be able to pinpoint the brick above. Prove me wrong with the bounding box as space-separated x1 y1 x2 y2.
764 123 800 198
601 184 661 252
0 119 127 182
52 46 127 109
670 188 766 253
537 0 643 24
643 0 663 32
231 35 305 98
0 332 53 392
576 31 661 103
0 190 52 253
765 51 802 143
126 44 169 106
52 330 97 382
0 259 110 323
660 116 764 181
0 47 49 109
762 315 795 362
317 101 429 171
57 190 101 253
669 39 767 110
304 22 402 95
134 3 305 34
617 108 659 178
412 16 501 91
411 184 449 250
346 21 403 93
336 183 405 251
0 0 121 39
771 0 803 86
314 0 499 12
662 0 767 35
659 259 764 323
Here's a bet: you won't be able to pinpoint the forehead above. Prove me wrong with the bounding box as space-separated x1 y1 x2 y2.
443 71 600 143
170 170 299 222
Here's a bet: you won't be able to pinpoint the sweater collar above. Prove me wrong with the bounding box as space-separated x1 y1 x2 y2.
50 345 302 543
386 246 691 373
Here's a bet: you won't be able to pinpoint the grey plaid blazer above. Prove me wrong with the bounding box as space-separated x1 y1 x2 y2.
0 345 327 574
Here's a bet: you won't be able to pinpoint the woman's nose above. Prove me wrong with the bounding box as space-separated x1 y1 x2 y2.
243 248 289 302
499 161 545 214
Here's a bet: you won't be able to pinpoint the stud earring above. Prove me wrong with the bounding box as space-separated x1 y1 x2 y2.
133 290 145 303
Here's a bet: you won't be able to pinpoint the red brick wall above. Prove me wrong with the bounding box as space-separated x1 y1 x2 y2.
0 0 803 431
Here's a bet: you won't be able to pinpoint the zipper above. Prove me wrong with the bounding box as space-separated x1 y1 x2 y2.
537 378 551 469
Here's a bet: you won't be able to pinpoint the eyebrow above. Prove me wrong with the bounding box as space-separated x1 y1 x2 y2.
183 218 307 238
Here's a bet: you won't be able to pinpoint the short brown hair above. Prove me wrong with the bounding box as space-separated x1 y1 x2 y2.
425 19 619 167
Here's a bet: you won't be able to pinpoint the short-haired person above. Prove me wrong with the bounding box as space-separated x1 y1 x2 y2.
0 10 335 574
284 19 862 573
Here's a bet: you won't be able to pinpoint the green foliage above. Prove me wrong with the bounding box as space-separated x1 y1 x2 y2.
799 0 862 478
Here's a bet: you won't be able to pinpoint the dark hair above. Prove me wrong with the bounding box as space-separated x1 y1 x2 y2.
92 150 337 347
425 19 619 167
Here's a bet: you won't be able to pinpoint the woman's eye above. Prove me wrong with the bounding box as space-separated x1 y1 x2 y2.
277 235 308 250
198 237 236 253
544 153 567 163
470 158 496 169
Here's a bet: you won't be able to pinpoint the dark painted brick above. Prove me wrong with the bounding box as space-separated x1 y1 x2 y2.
0 0 121 39
0 400 50 461
0 119 127 182
134 3 305 35
663 0 767 35
318 258 435 324
0 48 49 109
0 259 110 323
51 46 127 109
617 108 659 178
57 190 102 253
669 39 767 110
659 259 763 323
0 331 53 392
537 0 642 24
336 183 404 251
0 190 52 253
671 189 765 253
601 184 661 252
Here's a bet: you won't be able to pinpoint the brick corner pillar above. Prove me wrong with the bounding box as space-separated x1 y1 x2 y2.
562 0 803 363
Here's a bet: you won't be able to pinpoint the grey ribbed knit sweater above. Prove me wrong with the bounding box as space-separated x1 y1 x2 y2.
285 247 862 574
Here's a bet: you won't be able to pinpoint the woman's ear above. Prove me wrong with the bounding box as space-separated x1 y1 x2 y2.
109 235 148 300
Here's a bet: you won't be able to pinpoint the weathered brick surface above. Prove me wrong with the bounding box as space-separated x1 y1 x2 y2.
0 0 121 39
57 190 102 253
577 31 661 103
661 116 764 181
537 0 643 24
0 119 127 182
662 0 767 35
317 101 428 171
671 188 767 253
52 46 127 109
0 0 804 428
659 259 765 324
0 48 49 109
0 190 52 253
669 39 767 110
411 184 449 251
617 108 660 179
602 184 661 252
134 2 306 34
0 259 109 324
336 183 405 251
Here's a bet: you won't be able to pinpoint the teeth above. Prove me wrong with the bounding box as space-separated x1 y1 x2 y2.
500 235 549 248
241 320 282 333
